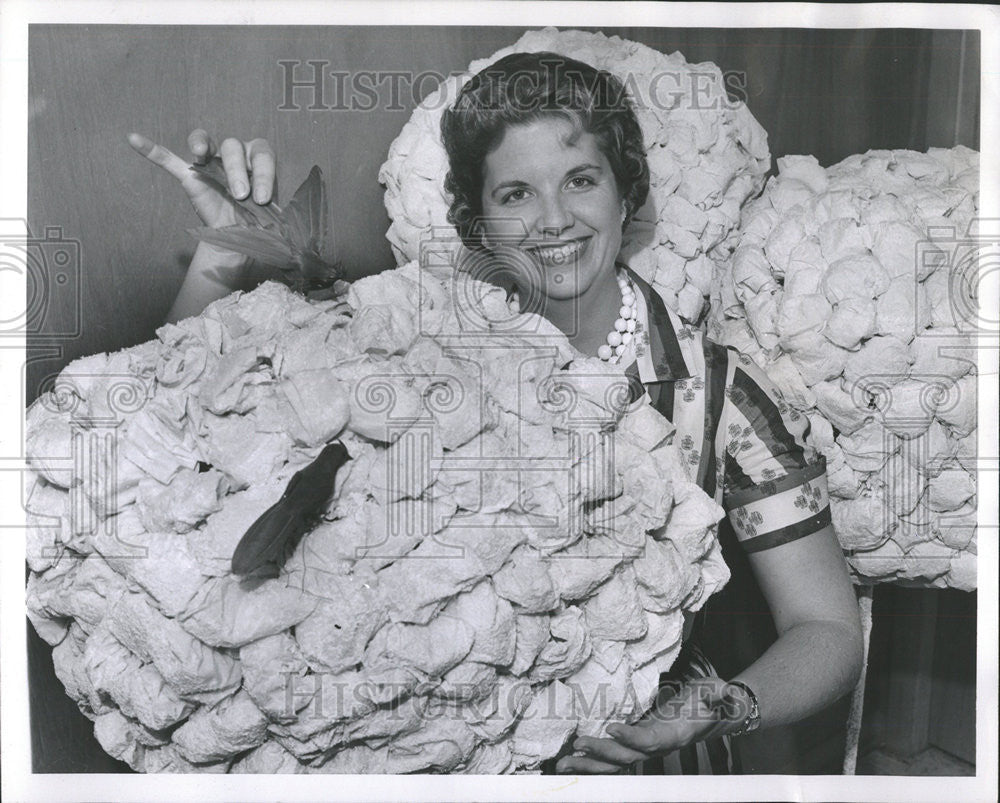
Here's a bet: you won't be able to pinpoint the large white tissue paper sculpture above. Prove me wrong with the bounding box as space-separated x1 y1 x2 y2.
26 264 729 773
380 27 770 323
710 146 980 590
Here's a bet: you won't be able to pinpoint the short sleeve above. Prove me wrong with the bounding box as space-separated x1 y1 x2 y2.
720 353 832 554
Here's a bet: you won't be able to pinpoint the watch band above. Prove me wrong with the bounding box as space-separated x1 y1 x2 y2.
725 680 761 736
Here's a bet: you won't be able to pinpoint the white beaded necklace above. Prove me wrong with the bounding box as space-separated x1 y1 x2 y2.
507 268 637 363
598 270 638 364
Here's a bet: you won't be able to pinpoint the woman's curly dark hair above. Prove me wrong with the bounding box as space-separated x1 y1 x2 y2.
440 51 649 249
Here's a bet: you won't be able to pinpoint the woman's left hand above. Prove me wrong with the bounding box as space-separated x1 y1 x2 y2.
555 676 748 774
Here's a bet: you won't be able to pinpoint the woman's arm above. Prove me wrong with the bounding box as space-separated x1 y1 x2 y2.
128 130 276 323
559 350 864 773
557 525 862 773
731 523 863 728
165 242 250 324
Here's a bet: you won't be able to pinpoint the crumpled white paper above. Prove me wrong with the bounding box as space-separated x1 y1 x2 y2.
710 147 979 589
26 261 728 773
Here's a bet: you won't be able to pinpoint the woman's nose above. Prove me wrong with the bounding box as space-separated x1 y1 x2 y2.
536 195 573 237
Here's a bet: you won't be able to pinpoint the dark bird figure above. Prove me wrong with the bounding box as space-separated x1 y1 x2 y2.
231 441 352 579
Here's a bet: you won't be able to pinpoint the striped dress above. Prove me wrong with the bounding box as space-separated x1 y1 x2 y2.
618 263 833 775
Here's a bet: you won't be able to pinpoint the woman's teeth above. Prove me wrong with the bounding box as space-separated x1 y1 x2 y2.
532 239 585 266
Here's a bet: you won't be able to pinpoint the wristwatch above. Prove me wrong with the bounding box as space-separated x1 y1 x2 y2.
725 680 762 736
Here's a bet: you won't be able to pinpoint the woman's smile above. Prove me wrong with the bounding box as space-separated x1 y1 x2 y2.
527 236 590 267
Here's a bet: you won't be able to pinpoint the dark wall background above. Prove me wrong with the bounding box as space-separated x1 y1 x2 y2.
25 25 980 774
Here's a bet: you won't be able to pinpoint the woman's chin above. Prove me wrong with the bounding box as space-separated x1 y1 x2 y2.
538 280 585 302
542 267 611 300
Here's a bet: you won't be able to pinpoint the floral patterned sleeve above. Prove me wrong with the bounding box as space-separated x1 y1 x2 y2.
720 353 832 554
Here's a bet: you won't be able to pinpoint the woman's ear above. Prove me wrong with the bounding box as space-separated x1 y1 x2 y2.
475 220 492 250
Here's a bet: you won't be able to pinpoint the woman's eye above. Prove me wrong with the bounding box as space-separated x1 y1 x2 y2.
502 188 528 204
567 176 594 189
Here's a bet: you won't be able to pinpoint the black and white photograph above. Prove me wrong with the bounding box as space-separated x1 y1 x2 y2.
2 2 997 801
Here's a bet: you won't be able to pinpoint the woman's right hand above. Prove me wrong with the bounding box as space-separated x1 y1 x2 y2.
132 131 279 322
127 130 277 230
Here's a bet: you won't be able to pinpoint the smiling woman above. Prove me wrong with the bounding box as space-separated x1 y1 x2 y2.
433 48 864 777
24 23 982 779
441 53 647 355
128 47 863 776
480 118 627 352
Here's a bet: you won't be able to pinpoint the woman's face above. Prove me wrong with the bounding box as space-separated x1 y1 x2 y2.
479 116 623 303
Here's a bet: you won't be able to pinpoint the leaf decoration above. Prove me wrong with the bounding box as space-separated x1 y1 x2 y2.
284 166 326 256
187 160 342 293
188 226 293 269
231 441 351 578
189 160 285 232
187 225 293 267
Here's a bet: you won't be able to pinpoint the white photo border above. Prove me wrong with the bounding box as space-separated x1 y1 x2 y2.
2 2 996 801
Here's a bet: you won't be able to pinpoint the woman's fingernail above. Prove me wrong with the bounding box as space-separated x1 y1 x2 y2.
254 189 266 203
233 181 248 197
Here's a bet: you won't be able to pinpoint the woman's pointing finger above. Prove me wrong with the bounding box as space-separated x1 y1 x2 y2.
127 133 192 182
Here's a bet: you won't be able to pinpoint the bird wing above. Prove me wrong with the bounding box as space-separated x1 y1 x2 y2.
187 225 294 267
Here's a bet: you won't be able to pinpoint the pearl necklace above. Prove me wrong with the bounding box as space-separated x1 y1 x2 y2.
598 270 638 363
506 269 638 363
